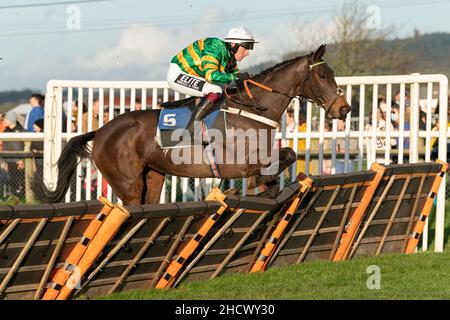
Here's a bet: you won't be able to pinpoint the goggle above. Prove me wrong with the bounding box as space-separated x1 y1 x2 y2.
239 42 254 50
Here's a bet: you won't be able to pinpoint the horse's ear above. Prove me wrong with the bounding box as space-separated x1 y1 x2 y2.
313 44 326 60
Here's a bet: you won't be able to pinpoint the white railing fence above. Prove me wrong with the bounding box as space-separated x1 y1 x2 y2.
4 73 445 251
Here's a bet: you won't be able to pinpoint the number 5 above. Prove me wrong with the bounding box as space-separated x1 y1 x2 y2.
163 113 177 126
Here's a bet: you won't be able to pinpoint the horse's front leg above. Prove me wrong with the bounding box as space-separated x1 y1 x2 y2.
247 147 297 197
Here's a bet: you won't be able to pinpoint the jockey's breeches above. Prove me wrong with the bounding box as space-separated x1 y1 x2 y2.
166 63 223 97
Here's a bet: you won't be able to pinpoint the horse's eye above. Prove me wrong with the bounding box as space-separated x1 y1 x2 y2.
319 73 326 79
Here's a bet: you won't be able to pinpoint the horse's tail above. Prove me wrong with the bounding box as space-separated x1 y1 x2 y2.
32 131 96 203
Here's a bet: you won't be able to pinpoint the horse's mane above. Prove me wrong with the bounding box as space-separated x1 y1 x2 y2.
252 53 310 79
226 53 310 94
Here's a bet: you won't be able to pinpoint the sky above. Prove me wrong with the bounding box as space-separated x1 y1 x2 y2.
1 0 450 91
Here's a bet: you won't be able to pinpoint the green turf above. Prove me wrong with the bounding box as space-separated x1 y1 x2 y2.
96 249 450 300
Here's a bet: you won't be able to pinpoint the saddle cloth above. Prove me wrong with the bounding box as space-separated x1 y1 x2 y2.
157 105 227 148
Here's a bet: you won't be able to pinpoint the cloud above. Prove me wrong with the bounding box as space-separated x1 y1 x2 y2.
1 11 336 90
76 24 173 72
75 19 306 77
75 8 228 78
239 18 335 70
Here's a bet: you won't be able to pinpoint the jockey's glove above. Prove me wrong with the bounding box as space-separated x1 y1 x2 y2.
234 72 252 87
236 72 252 81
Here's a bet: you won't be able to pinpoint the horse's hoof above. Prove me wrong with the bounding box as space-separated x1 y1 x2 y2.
223 188 238 195
257 188 279 198
295 172 308 182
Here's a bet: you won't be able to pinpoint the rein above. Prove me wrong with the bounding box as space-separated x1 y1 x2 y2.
222 60 344 127
224 60 343 113
224 79 298 112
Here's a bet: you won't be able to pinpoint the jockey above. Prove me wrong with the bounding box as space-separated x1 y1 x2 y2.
167 26 257 139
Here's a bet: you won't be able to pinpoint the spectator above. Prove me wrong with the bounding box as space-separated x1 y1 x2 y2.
102 107 111 124
392 91 401 109
82 98 100 132
365 106 396 164
430 98 450 160
134 97 143 111
0 113 6 133
392 90 409 110
2 112 27 198
284 106 307 174
0 114 6 192
322 121 333 174
30 119 44 153
3 111 26 136
335 120 356 173
8 103 32 128
419 110 427 130
0 113 6 151
378 96 387 113
25 93 45 132
403 107 411 149
71 100 87 132
30 119 45 178
391 105 400 130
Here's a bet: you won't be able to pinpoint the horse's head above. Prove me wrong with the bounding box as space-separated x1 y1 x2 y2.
302 44 351 120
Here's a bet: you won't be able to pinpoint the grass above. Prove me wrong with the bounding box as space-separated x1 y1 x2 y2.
0 195 39 205
97 250 450 300
0 103 15 114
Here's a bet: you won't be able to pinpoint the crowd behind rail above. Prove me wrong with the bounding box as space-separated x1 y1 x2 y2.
1 91 450 202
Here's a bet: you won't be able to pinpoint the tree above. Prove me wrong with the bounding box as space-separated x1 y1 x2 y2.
287 0 415 76
326 1 414 76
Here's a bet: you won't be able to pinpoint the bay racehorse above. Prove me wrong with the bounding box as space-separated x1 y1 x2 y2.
33 44 350 205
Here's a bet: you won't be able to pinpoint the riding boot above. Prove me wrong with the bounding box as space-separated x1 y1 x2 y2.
185 93 220 144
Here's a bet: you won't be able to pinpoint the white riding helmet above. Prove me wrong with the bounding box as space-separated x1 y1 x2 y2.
224 26 258 50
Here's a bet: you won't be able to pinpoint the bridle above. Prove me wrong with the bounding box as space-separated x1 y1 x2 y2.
224 60 344 116
303 61 345 115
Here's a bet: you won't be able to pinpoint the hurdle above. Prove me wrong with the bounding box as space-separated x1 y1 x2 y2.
0 161 446 300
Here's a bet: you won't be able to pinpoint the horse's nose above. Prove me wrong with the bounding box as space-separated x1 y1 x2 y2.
339 105 350 118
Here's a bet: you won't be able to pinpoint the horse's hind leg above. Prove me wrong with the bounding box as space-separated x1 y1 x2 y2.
144 170 165 204
108 175 144 206
94 161 144 206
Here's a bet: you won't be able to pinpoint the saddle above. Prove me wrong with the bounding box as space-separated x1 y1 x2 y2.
157 98 228 149
160 96 197 109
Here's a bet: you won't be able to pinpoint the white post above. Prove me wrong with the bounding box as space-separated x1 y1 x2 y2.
398 84 406 164
409 77 420 164
344 85 352 172
331 118 337 174
43 83 62 191
65 87 73 203
280 110 286 189
75 88 83 201
385 84 392 165
358 85 365 171
292 98 299 182
318 107 325 174
370 84 378 167
107 88 114 201
305 102 312 176
435 75 448 252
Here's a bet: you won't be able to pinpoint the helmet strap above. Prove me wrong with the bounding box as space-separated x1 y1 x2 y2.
226 55 237 72
226 42 240 54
